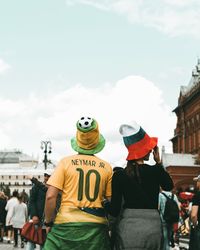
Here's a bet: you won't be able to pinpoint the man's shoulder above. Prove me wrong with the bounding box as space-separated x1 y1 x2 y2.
161 191 172 196
92 156 112 166
9 197 18 203
159 192 170 201
95 157 113 173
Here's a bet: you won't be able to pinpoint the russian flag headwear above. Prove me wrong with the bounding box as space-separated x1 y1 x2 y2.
119 121 158 160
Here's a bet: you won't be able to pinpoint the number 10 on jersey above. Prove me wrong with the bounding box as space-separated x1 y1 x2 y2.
76 168 101 202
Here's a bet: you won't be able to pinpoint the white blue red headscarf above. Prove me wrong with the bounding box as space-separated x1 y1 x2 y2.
119 121 158 160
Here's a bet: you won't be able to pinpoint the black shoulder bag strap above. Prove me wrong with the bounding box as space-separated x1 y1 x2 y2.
161 192 173 200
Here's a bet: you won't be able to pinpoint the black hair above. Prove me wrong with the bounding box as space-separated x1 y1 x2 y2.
18 194 23 201
125 161 141 184
12 190 19 197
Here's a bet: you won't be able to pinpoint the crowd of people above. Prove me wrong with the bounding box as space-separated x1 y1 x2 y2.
0 117 199 250
0 190 27 247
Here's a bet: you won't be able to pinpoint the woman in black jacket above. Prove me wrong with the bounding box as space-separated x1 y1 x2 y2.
105 121 174 250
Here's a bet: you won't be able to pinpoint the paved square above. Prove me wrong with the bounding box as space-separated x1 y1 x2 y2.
0 242 40 249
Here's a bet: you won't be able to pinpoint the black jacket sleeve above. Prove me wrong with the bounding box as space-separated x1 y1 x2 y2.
157 164 174 191
105 171 123 217
31 178 47 192
28 185 39 218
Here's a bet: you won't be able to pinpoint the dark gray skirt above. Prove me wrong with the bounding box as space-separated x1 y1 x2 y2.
115 209 162 250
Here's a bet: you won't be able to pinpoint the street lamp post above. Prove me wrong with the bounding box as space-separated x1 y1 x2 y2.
41 141 52 170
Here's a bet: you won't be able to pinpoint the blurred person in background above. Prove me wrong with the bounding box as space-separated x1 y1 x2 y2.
158 190 180 250
189 175 200 250
0 191 7 242
11 193 28 248
5 190 18 244
26 169 53 250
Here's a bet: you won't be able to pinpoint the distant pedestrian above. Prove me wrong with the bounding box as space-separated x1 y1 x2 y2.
26 169 53 250
158 190 180 250
104 121 174 250
27 174 61 214
11 193 28 248
43 116 112 250
189 174 200 250
0 191 7 242
5 190 19 244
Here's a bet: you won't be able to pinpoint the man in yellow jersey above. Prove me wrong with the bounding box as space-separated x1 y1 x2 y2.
43 117 113 250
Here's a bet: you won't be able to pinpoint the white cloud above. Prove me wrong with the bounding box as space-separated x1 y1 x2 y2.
163 0 198 7
0 99 26 117
158 66 186 80
66 0 200 38
0 128 11 148
0 58 10 74
0 75 176 166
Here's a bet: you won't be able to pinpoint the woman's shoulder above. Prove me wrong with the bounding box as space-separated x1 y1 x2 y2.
113 168 125 178
143 163 165 171
20 202 27 207
141 163 157 171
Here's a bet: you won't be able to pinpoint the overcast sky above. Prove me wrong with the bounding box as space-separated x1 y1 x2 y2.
0 0 200 166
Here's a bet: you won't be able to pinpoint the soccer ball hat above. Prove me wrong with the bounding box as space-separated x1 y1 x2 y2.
71 117 105 155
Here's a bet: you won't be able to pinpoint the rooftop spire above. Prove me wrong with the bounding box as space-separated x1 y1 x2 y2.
196 58 200 73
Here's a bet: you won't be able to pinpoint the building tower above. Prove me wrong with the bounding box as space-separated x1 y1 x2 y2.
171 59 200 164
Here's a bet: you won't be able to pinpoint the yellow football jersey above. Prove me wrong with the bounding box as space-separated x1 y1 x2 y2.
47 154 113 224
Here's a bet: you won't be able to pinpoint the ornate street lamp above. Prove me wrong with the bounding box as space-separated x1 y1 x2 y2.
41 141 52 170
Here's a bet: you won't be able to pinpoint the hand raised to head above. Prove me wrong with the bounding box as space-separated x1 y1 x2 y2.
153 146 161 164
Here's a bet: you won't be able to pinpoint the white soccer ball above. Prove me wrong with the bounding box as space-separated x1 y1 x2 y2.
78 117 93 129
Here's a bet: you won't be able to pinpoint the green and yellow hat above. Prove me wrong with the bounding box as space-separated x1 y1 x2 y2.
71 117 105 155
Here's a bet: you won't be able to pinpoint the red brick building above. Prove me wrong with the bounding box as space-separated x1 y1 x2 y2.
162 150 199 191
164 60 200 190
171 61 200 159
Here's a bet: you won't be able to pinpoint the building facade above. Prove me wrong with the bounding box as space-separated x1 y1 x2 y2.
162 149 199 191
166 60 200 190
171 59 200 162
0 150 54 195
